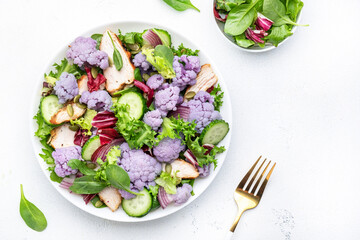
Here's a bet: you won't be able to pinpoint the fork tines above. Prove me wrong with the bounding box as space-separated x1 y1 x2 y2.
238 156 276 197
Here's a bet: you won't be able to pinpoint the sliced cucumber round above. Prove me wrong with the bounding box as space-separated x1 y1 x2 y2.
117 91 146 120
152 28 172 47
200 120 229 145
122 188 152 218
81 136 101 161
40 95 63 125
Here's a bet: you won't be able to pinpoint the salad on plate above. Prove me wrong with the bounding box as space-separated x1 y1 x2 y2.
34 27 230 218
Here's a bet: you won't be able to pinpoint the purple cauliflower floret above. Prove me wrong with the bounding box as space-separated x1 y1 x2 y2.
118 188 136 200
54 72 79 104
146 74 164 90
183 91 222 132
66 36 109 69
87 50 109 70
173 183 192 205
133 52 154 72
119 143 162 191
154 86 180 116
172 55 201 90
79 90 112 112
153 137 185 163
52 146 82 177
143 110 163 131
197 164 211 178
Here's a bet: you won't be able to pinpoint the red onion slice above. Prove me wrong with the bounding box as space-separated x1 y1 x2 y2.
168 106 190 121
213 5 227 22
133 80 154 107
203 144 215 155
158 187 173 209
59 178 74 190
82 194 96 204
91 138 125 162
184 149 199 167
143 29 162 47
92 111 118 129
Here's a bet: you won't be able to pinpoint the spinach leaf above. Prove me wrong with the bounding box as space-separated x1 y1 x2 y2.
67 159 96 176
50 171 63 183
234 34 255 48
216 0 245 12
143 45 175 79
148 185 160 211
224 0 260 36
265 25 293 46
105 165 140 195
286 0 303 21
263 0 307 26
91 33 102 50
107 32 123 71
19 185 47 232
163 0 200 12
134 68 142 81
69 175 108 194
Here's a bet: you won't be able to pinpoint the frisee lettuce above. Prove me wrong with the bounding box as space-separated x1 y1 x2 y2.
45 58 85 81
70 109 97 135
156 117 197 144
210 84 224 111
172 43 199 57
155 171 180 194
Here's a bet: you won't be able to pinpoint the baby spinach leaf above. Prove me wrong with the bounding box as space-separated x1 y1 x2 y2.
224 0 260 36
263 0 308 26
163 0 200 12
265 25 293 46
67 159 96 176
50 171 63 183
19 185 47 232
69 175 108 194
91 34 102 50
105 165 140 195
107 32 123 71
134 68 142 82
234 34 255 48
286 0 303 21
216 0 246 12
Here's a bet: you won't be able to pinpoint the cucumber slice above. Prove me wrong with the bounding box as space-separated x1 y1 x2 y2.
117 92 146 120
152 28 172 47
200 120 229 145
81 136 101 161
122 188 152 217
40 95 63 125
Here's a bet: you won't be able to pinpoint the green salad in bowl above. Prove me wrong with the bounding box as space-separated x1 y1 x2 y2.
32 22 231 221
214 0 308 51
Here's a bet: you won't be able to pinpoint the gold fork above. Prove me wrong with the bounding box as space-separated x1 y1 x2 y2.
225 156 276 239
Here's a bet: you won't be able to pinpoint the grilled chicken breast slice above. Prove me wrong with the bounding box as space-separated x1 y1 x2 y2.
100 29 135 95
77 75 88 95
168 159 199 179
185 64 218 100
49 124 76 149
49 103 86 125
99 187 122 212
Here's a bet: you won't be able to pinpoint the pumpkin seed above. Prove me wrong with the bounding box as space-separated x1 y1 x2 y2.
150 72 157 77
76 103 87 109
128 44 140 51
165 164 172 174
143 73 150 81
69 125 79 131
91 67 98 78
74 95 81 103
95 200 104 208
67 104 74 117
86 163 97 169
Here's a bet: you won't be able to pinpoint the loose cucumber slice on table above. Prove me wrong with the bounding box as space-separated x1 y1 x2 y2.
81 136 101 161
200 120 230 145
122 188 152 217
40 95 63 125
117 91 146 120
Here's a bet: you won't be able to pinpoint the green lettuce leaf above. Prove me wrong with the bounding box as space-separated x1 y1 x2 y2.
70 109 97 135
172 43 199 57
234 34 255 48
155 171 179 194
210 84 224 111
34 111 53 139
143 45 175 79
187 137 225 168
265 25 293 46
45 58 85 82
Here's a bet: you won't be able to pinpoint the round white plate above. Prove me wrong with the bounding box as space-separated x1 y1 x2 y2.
30 21 232 222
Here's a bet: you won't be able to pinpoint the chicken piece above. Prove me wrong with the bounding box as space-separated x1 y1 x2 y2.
77 75 88 95
98 187 122 212
168 159 199 179
184 64 218 100
49 124 76 149
49 103 86 125
100 29 135 95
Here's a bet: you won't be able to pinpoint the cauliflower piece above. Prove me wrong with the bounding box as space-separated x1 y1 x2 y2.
118 188 136 200
172 55 201 90
153 137 185 163
197 164 211 178
133 52 154 72
119 143 162 191
52 146 82 177
143 110 163 131
79 90 112 112
183 91 222 132
146 74 164 90
54 72 79 104
154 86 180 116
66 36 109 70
173 183 192 205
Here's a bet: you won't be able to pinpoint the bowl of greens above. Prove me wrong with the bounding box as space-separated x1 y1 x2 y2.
213 0 308 52
30 21 232 222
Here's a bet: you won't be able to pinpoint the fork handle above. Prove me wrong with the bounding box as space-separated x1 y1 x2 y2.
224 231 233 240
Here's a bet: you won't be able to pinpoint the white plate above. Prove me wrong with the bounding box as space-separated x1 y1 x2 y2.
30 21 232 222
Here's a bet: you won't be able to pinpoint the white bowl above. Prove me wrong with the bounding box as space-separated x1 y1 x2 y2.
30 21 232 222
213 4 303 52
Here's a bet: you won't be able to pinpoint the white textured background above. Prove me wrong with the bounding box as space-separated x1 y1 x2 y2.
1 0 360 239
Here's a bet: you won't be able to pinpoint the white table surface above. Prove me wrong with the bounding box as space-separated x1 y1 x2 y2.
1 0 360 239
